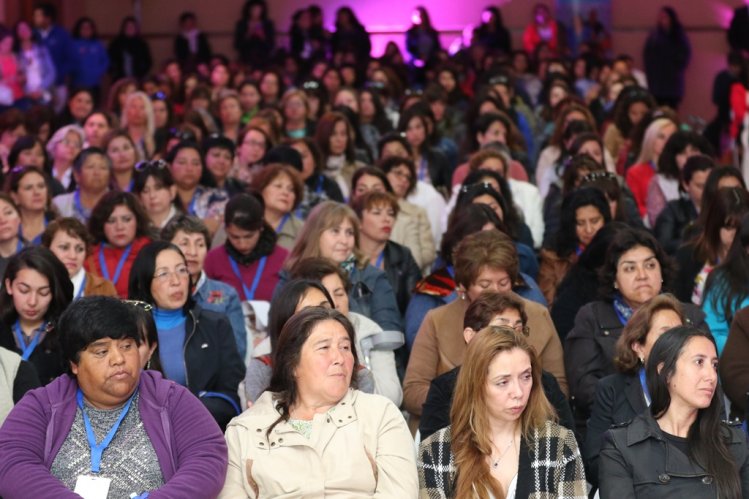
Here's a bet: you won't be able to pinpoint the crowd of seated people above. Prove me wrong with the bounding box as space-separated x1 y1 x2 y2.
4 0 749 497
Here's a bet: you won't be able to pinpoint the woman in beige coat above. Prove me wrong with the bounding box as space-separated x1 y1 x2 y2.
220 307 418 498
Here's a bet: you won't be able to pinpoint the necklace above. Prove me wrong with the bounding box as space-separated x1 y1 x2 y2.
490 435 516 469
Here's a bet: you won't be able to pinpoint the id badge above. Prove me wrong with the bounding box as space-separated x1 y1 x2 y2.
74 475 111 499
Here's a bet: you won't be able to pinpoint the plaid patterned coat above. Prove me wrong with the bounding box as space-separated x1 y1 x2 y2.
417 421 587 498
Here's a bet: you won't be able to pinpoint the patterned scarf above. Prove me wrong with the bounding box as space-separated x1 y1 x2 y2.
340 254 356 275
613 294 634 325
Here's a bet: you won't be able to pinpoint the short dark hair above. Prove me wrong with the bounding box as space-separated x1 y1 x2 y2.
127 240 194 314
73 146 110 174
377 132 412 158
224 192 267 232
7 135 47 170
598 227 675 301
682 155 714 185
161 214 210 247
88 191 151 244
463 291 527 331
289 257 351 293
657 131 714 180
268 278 333 352
441 204 507 265
42 217 94 251
34 2 56 21
377 155 416 195
250 164 304 210
58 296 142 369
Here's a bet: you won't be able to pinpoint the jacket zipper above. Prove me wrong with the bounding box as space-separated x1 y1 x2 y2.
182 310 197 389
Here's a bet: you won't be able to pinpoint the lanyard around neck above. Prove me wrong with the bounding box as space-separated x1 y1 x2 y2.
13 319 46 360
228 254 267 301
76 388 136 473
98 244 133 285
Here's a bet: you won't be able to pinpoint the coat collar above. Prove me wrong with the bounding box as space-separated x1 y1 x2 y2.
623 372 648 416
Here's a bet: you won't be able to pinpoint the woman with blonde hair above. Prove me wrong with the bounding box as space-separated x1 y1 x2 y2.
624 117 677 218
418 325 587 498
285 200 402 333
120 90 156 160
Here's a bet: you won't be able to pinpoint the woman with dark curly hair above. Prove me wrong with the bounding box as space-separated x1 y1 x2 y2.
83 191 151 298
564 227 706 437
539 187 610 305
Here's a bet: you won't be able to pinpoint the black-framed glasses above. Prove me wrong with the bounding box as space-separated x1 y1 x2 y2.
135 159 168 171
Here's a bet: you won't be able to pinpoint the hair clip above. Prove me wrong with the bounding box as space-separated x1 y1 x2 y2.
122 299 154 311
302 80 320 90
151 91 167 101
582 171 617 182
135 159 168 171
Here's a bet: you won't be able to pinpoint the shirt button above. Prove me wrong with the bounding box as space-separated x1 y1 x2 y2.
278 438 283 443
702 476 714 485
603 330 610 336
658 474 670 483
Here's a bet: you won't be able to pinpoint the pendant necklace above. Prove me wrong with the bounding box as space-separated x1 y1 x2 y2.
491 436 515 469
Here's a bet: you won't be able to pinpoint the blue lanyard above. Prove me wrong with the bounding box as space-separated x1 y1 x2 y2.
126 179 134 192
73 190 90 220
187 192 198 215
639 367 651 406
76 388 136 473
19 218 47 246
228 255 267 301
13 320 46 360
418 158 428 181
98 244 132 285
75 274 87 300
275 214 290 233
375 251 385 268
15 238 23 254
445 265 455 279
315 174 324 194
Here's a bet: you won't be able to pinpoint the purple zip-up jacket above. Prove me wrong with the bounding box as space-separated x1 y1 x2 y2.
0 370 228 498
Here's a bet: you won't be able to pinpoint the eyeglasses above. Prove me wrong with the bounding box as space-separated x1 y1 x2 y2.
390 169 413 181
135 159 168 171
153 266 190 283
122 299 153 311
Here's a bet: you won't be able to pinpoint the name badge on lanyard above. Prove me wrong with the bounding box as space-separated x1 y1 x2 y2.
74 475 111 499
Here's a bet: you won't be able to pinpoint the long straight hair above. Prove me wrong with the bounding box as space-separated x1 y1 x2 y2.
450 326 554 498
647 327 741 498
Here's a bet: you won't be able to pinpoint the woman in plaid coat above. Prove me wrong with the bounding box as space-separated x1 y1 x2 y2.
417 325 587 498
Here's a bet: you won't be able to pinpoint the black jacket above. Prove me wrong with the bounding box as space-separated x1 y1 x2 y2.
0 322 65 385
673 241 706 303
422 147 452 193
599 411 749 498
174 31 212 71
382 241 422 316
419 366 575 441
564 300 706 437
152 306 245 431
107 35 153 80
12 357 41 402
584 372 647 489
654 197 698 255
233 18 275 68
